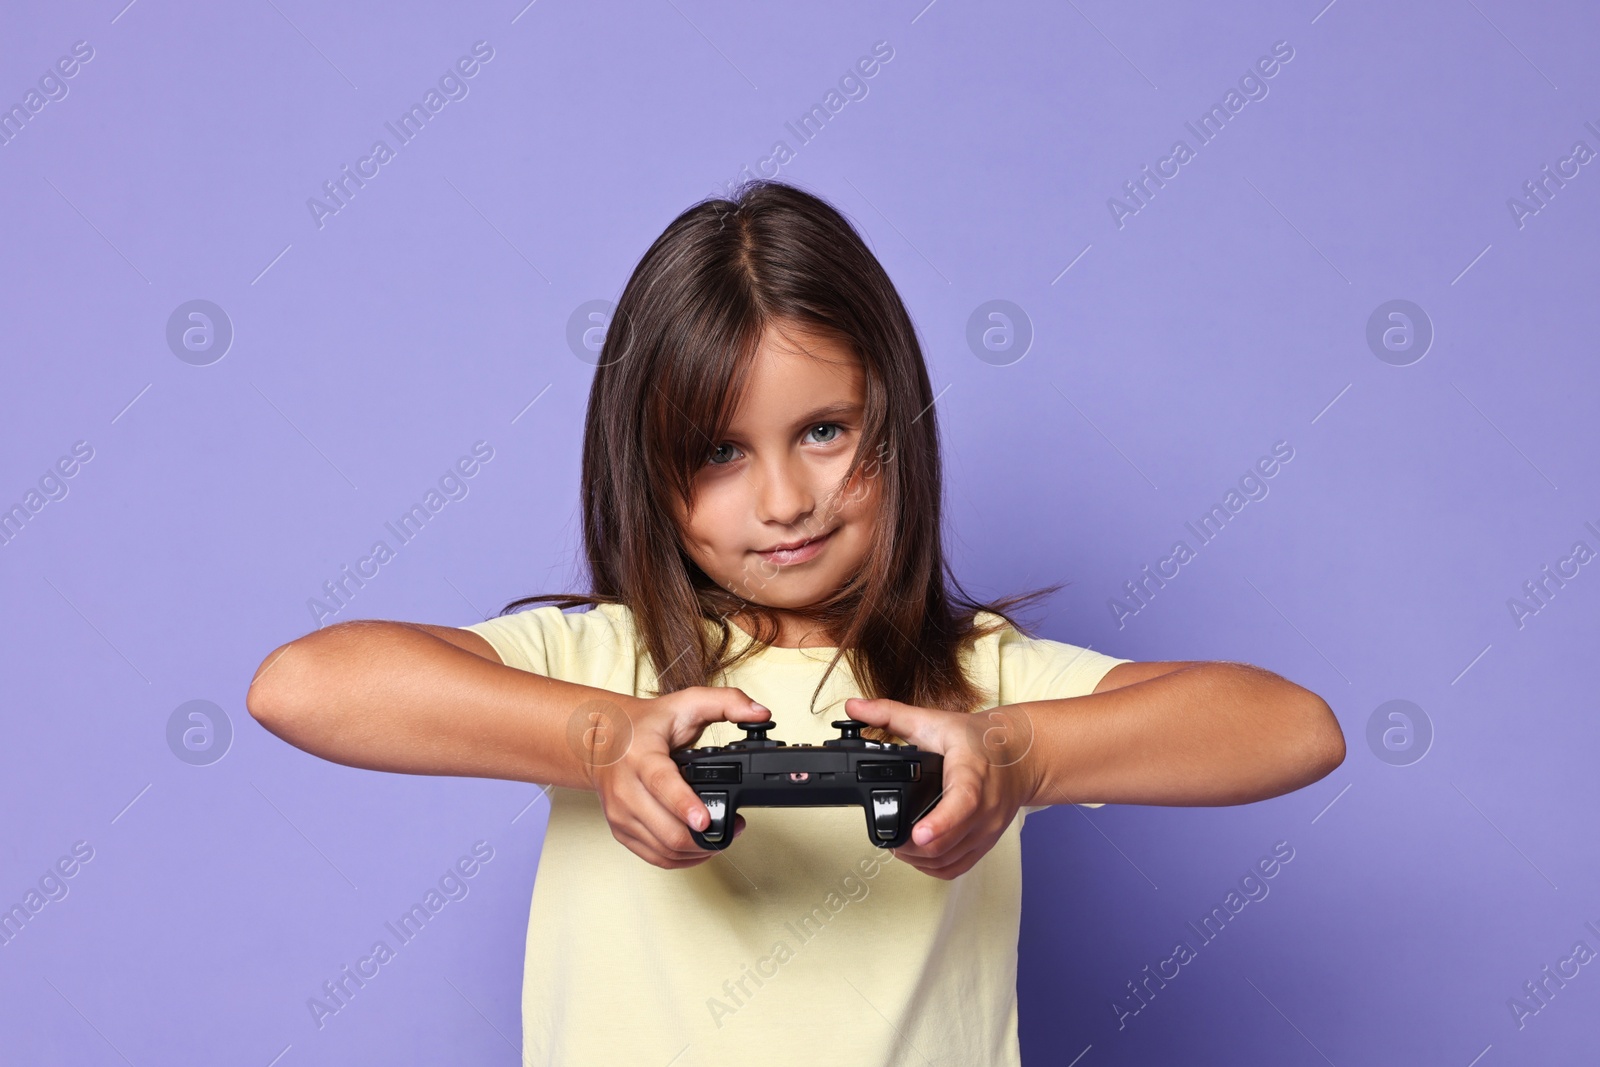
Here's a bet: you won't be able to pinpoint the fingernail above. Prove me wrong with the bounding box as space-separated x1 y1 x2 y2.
690 810 706 830
750 701 767 712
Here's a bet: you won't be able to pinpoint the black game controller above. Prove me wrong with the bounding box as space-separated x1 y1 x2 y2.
672 719 944 850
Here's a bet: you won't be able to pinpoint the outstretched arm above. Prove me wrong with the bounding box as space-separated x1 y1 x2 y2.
844 660 1345 879
1014 659 1344 807
245 620 610 789
246 620 774 869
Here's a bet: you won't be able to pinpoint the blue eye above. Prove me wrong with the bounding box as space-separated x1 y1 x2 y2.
809 423 842 443
706 424 843 466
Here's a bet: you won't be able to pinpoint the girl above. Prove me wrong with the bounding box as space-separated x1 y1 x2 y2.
247 179 1344 1065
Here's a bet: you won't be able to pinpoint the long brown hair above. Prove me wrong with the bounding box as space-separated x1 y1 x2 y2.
503 178 1066 719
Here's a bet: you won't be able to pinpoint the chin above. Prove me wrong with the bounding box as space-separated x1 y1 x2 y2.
738 582 830 611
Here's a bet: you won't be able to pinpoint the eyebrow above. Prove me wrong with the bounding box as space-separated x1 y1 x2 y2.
791 401 861 425
722 401 862 437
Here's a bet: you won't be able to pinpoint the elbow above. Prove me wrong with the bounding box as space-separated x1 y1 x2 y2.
1295 694 1346 784
246 641 311 734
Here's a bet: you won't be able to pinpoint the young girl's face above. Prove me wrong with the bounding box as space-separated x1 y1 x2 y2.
675 321 881 644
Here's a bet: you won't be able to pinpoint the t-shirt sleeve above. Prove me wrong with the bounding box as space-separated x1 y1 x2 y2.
996 624 1133 813
458 605 569 678
458 604 631 691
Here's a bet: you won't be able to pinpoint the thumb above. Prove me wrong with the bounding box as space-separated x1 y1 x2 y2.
672 689 770 745
843 697 939 749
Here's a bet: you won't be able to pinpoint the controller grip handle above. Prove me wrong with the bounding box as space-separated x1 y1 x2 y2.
689 791 735 851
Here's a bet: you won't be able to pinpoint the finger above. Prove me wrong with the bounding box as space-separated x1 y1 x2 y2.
634 844 713 869
897 822 979 865
896 846 965 877
635 801 744 857
607 819 708 869
896 825 1002 875
601 767 719 862
639 753 720 835
911 828 995 870
615 833 685 869
842 697 938 748
627 780 723 863
626 799 718 862
671 687 771 747
900 845 985 880
908 771 983 849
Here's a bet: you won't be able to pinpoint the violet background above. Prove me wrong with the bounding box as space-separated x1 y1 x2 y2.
2 1 1597 1064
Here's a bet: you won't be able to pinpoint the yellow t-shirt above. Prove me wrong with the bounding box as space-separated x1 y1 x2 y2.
461 602 1129 1066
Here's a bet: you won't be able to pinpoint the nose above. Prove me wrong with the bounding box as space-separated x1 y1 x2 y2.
753 450 815 527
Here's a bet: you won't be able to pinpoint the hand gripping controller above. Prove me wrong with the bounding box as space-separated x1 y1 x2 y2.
672 719 943 850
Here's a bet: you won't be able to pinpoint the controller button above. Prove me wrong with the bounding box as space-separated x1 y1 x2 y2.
788 772 810 782
856 761 912 782
689 763 740 784
870 790 900 841
736 722 775 744
701 792 729 843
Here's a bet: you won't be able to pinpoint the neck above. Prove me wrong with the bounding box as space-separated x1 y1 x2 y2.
730 608 837 650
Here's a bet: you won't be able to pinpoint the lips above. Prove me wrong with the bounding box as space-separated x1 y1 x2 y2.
755 529 833 565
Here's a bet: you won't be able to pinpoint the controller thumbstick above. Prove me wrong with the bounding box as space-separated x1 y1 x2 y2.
831 719 866 740
737 722 773 743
